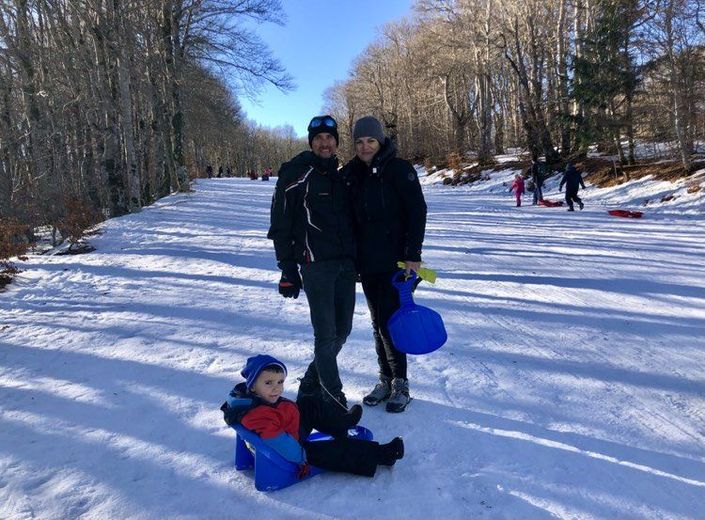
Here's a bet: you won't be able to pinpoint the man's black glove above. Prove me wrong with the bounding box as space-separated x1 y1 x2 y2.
278 262 302 299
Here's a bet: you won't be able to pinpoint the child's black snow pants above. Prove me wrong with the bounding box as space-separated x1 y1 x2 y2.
297 393 381 477
303 438 380 477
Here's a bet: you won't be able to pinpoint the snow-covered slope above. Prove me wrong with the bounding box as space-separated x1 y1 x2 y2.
420 158 705 217
1 173 703 519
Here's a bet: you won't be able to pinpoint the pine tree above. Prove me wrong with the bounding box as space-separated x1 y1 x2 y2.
572 1 641 162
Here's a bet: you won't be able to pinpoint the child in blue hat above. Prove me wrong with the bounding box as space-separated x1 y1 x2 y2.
221 354 404 477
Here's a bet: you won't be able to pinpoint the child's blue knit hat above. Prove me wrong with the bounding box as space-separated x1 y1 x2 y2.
241 355 287 390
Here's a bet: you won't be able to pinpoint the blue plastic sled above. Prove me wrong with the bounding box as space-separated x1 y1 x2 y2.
387 270 447 355
232 424 373 491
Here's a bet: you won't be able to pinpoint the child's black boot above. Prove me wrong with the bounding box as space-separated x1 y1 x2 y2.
377 437 404 466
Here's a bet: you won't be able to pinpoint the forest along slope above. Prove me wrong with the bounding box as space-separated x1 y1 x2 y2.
1 175 704 520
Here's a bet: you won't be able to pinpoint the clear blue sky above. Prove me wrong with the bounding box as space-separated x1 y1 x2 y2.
239 0 414 136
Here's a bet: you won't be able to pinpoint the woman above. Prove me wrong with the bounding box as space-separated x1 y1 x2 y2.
344 116 427 413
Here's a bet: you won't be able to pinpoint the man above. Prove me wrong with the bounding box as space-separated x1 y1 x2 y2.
530 154 545 205
267 115 356 411
559 161 587 211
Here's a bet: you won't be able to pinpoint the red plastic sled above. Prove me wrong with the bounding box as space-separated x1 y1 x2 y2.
538 199 563 207
608 209 643 218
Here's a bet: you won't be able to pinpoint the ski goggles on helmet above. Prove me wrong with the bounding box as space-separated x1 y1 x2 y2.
308 116 337 130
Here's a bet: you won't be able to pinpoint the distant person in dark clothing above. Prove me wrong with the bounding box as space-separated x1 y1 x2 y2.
206 164 213 178
559 162 586 211
530 155 545 205
218 165 223 178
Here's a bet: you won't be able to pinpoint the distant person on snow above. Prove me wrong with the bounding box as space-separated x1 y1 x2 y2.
268 115 356 412
530 155 545 205
343 115 427 413
559 162 586 211
509 174 525 207
220 355 404 479
206 164 213 178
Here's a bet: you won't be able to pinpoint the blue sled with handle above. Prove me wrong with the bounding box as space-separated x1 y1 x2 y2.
387 270 447 355
233 423 373 491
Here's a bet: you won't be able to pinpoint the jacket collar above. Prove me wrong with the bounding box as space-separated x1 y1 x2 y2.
291 150 340 175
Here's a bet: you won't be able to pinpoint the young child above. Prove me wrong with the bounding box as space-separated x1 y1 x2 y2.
509 174 525 207
221 354 404 478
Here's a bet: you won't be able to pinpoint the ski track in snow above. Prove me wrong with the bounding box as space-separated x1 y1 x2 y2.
1 175 704 520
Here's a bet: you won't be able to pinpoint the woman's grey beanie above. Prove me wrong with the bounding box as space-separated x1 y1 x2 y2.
353 116 385 143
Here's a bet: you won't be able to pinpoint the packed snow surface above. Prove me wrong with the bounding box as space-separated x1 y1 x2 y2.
2 171 704 519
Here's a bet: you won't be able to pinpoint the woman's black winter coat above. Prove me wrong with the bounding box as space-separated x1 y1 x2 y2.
344 139 427 275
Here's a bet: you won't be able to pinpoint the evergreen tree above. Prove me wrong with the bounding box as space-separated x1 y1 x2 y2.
572 1 641 162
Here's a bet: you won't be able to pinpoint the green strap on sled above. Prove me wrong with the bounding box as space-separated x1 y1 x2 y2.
396 262 437 284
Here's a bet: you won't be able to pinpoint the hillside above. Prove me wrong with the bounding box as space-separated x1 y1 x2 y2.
1 172 703 519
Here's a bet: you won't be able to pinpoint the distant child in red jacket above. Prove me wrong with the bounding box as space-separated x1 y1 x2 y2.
509 174 525 207
221 355 404 478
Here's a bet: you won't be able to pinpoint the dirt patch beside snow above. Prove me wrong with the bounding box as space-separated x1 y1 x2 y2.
580 157 705 187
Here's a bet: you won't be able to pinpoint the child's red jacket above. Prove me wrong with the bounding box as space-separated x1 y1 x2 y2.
223 382 306 463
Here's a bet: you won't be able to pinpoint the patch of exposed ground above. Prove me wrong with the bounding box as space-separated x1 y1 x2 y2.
580 157 705 187
445 156 705 189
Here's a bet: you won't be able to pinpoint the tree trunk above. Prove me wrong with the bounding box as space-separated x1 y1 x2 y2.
112 0 141 211
493 109 505 155
13 0 46 189
0 63 19 215
162 0 188 191
503 15 559 163
92 11 127 217
572 0 585 153
556 0 571 156
476 0 494 165
441 74 469 156
664 1 692 171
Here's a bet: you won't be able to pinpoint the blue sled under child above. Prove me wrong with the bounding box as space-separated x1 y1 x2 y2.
220 354 404 486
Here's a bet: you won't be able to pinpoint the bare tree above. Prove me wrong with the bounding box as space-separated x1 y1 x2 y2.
0 0 294 240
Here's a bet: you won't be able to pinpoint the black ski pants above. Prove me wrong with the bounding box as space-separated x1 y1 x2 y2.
297 393 352 440
565 187 582 210
299 259 356 406
361 271 407 380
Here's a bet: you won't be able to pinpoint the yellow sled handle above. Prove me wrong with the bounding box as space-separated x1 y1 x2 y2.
396 262 437 284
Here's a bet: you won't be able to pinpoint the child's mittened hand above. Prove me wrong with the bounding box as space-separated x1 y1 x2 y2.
296 463 310 479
